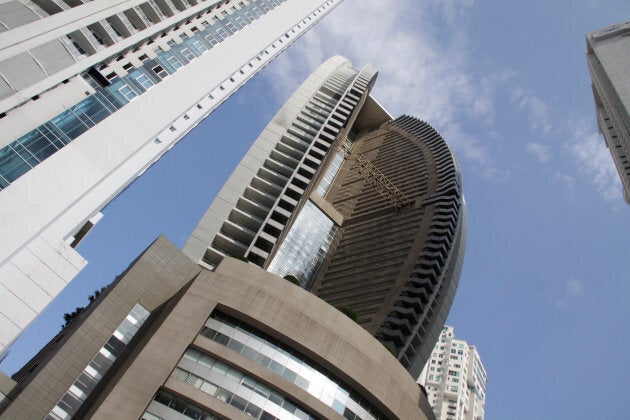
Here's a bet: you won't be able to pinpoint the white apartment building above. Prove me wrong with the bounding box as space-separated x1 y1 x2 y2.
0 0 344 355
586 21 630 204
418 326 487 420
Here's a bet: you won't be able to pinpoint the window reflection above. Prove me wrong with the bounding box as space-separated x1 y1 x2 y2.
267 200 337 289
199 311 383 420
171 348 315 420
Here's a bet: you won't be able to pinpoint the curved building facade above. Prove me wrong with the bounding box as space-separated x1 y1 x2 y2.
0 237 434 419
183 56 466 376
310 116 466 377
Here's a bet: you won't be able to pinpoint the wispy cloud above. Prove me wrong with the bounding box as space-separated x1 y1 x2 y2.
563 121 622 202
527 143 551 163
511 88 553 135
557 278 585 310
265 0 508 179
264 1 621 204
553 171 576 190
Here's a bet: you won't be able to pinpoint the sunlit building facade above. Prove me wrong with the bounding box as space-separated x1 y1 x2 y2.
586 21 630 203
0 236 435 419
418 326 487 420
0 0 344 354
184 55 467 377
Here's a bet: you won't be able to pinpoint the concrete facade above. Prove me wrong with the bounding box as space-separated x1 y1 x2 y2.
586 21 630 203
0 0 345 354
418 326 487 420
0 236 435 419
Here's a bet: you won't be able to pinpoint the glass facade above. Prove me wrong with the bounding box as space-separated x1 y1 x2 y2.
143 390 219 420
47 303 150 420
170 348 315 420
199 311 384 420
316 137 351 197
266 200 337 289
0 0 290 190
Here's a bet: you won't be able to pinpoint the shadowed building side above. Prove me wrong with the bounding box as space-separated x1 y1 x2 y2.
311 116 466 378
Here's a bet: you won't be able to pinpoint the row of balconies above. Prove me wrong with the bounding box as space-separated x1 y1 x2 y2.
246 66 376 267
206 63 373 268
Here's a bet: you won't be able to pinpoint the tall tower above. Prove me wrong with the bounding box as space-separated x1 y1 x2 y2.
0 0 344 354
184 55 467 376
586 21 630 203
418 326 487 420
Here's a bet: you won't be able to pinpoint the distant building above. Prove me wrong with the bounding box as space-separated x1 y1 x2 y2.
0 0 344 354
184 55 467 377
418 326 487 420
586 21 630 203
0 236 435 420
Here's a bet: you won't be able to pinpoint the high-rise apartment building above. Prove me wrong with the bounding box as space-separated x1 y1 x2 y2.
184 55 467 377
0 0 344 354
0 54 464 420
418 326 487 420
0 236 436 419
586 21 630 203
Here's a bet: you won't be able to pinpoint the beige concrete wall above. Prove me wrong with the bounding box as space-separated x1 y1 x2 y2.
87 248 434 419
1 236 200 419
209 258 433 419
4 237 433 419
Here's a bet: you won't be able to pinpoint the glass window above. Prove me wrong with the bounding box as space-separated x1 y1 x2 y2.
202 311 384 420
152 65 168 79
117 84 137 101
135 73 154 90
173 349 317 420
267 200 337 289
180 47 196 61
49 304 150 418
211 361 229 376
165 54 182 70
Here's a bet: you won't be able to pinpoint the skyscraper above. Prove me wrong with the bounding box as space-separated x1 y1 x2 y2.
586 21 630 203
0 236 436 419
0 0 344 354
417 326 487 420
184 55 467 377
0 54 463 420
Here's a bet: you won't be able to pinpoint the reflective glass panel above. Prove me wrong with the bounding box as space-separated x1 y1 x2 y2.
267 200 337 289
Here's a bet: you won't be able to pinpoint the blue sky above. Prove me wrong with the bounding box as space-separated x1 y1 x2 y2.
3 0 630 418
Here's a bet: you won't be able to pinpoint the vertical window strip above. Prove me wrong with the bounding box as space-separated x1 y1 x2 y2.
46 304 150 420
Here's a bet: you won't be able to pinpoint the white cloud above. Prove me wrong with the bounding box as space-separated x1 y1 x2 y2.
557 278 585 310
526 143 551 163
563 121 622 202
426 0 476 24
264 0 508 179
511 88 553 135
262 0 621 203
553 171 576 190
